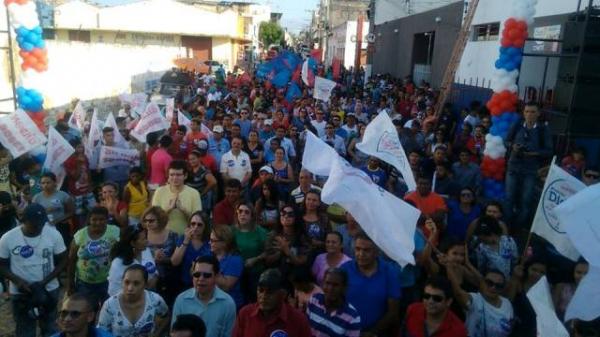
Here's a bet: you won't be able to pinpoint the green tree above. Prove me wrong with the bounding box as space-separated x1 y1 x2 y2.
259 21 284 47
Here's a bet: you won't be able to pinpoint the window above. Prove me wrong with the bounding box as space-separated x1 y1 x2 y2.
42 29 55 40
473 22 500 41
68 30 91 43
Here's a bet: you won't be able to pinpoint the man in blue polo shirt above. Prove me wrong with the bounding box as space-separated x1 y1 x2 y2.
341 232 401 337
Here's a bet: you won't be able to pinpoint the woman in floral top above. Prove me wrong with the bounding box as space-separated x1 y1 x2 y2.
98 265 169 337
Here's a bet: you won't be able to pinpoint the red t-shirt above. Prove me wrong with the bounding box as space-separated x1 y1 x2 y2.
150 148 173 186
63 155 92 196
200 154 218 174
212 199 236 226
233 303 311 337
402 302 467 337
146 146 158 179
404 191 447 217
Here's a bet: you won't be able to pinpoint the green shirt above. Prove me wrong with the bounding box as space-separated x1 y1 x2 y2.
74 225 120 284
234 226 267 274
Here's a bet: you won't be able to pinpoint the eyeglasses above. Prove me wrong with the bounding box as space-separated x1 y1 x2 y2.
484 279 505 289
189 221 204 227
192 271 214 279
143 218 157 223
422 293 445 303
237 208 251 214
281 210 295 217
58 310 89 320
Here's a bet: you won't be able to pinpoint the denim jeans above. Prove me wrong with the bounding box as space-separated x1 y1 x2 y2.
11 288 59 337
505 170 538 230
75 280 109 309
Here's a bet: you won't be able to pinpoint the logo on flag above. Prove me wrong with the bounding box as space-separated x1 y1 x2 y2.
541 178 578 233
376 131 407 169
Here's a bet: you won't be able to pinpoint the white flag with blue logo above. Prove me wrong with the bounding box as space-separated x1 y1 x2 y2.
530 162 586 261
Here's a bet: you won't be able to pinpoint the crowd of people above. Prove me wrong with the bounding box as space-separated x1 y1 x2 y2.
0 63 599 337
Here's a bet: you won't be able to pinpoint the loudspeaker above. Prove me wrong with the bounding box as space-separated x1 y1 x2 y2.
554 11 600 137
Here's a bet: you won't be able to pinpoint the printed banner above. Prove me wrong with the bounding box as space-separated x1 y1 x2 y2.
313 76 336 102
119 92 147 118
43 126 75 173
98 146 140 169
166 98 175 123
0 109 47 158
530 162 586 261
130 102 168 142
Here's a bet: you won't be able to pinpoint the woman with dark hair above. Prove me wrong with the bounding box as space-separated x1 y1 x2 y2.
107 224 158 296
244 130 264 179
311 231 351 286
269 146 294 199
170 211 210 289
98 265 169 337
210 225 244 308
427 128 451 157
32 171 75 243
265 205 309 278
446 187 481 241
143 206 180 306
301 190 331 260
255 179 280 230
553 259 589 321
472 215 518 279
233 202 268 302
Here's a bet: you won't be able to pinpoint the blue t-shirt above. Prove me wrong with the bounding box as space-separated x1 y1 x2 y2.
234 119 253 139
341 257 401 330
178 237 211 287
219 254 244 308
446 200 481 240
399 229 426 288
361 166 388 188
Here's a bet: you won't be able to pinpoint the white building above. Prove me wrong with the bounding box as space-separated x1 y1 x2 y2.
0 0 271 110
326 21 370 68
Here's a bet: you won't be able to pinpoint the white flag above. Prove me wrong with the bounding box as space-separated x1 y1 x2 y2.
530 163 586 261
0 109 47 158
104 112 129 148
565 266 600 322
130 103 169 143
357 112 416 191
43 127 75 173
98 146 140 169
119 92 147 118
313 76 336 102
301 131 341 176
304 133 421 267
301 59 309 86
85 109 102 170
201 122 213 139
166 98 175 123
526 276 569 337
178 110 191 130
68 101 86 130
555 183 600 267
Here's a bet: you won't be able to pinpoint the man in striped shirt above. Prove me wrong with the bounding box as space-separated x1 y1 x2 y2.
307 268 361 337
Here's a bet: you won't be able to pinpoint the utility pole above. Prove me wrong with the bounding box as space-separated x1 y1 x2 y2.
354 13 363 74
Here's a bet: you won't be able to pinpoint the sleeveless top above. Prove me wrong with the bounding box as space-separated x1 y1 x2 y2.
125 182 148 217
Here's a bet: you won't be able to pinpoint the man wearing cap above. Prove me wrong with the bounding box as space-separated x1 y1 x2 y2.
208 125 231 167
233 269 311 337
196 139 218 174
250 166 274 203
185 117 208 152
0 203 67 337
259 119 275 145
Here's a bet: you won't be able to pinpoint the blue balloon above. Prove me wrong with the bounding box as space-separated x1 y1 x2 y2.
22 42 34 51
16 27 28 37
33 26 43 34
506 47 521 56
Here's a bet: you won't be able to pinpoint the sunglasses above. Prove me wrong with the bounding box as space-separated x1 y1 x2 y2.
58 310 89 320
585 173 599 179
484 279 505 289
281 210 295 217
192 271 214 279
238 208 251 214
422 293 445 303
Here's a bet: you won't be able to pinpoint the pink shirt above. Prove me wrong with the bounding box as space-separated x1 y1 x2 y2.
150 148 172 186
311 253 352 286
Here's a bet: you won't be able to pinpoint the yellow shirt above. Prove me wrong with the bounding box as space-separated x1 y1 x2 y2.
125 182 148 217
151 185 201 235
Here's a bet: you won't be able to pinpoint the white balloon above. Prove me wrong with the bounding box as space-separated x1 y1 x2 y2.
8 2 40 30
20 69 47 91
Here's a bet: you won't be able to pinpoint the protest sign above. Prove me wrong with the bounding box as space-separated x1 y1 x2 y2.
166 98 175 123
0 109 47 158
357 112 416 191
555 183 600 267
130 102 168 142
98 146 140 169
313 76 336 102
68 101 86 130
526 276 569 337
43 126 75 173
104 112 129 148
531 163 586 261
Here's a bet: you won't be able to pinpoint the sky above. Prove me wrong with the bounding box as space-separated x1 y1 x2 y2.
255 0 320 34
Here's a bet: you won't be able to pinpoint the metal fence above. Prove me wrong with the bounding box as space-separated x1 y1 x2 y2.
447 77 494 111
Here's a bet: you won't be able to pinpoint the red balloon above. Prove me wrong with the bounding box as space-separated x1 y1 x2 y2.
508 29 520 40
505 18 517 29
500 38 511 47
515 21 528 31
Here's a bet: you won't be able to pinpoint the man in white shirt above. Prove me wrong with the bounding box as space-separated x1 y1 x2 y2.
311 109 327 138
0 203 67 337
220 136 252 187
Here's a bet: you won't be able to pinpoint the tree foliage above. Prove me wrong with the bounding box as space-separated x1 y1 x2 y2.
259 21 284 47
